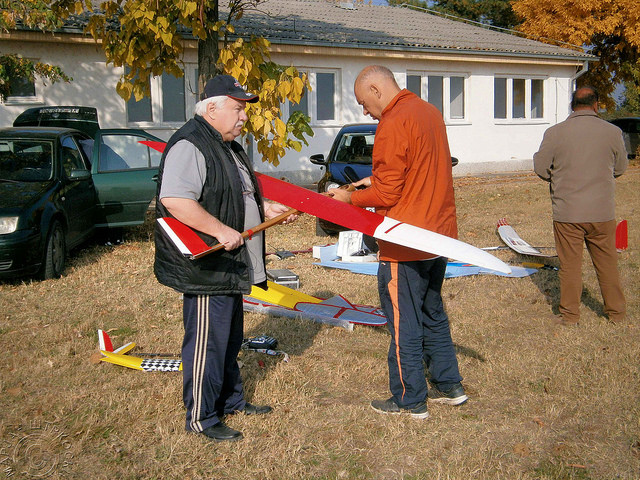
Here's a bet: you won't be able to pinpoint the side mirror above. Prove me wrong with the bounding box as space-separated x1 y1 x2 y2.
451 157 459 167
69 168 91 180
310 154 326 166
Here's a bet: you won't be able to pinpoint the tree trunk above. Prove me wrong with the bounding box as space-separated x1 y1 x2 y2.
198 36 221 95
197 2 221 95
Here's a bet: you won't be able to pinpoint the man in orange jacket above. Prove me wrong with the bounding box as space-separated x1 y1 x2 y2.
330 65 467 418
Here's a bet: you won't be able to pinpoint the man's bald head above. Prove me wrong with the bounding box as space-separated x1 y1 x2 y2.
355 65 398 90
571 86 599 112
354 65 401 121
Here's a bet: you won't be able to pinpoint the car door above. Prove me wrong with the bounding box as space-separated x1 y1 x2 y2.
90 129 163 228
59 134 97 247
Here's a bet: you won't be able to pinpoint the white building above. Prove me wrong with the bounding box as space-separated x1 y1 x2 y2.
0 0 594 182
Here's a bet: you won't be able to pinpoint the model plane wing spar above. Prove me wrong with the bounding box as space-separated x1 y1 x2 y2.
142 141 511 275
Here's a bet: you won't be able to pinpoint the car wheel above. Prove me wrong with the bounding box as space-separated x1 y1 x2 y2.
42 220 66 279
316 218 340 237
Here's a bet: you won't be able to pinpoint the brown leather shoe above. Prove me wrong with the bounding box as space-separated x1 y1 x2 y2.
608 314 626 324
554 314 579 326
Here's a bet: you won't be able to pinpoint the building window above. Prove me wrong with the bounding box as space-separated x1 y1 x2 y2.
289 91 308 117
494 78 507 118
126 90 152 123
406 73 466 121
531 79 544 119
4 68 41 105
287 69 340 125
316 72 336 121
512 78 525 118
126 67 197 127
9 75 36 97
494 77 545 121
162 73 186 123
428 75 444 114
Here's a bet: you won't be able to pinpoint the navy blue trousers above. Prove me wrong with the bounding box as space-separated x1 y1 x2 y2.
182 294 246 432
377 257 462 408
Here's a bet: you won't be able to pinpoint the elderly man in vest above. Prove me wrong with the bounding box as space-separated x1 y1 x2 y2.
154 75 295 442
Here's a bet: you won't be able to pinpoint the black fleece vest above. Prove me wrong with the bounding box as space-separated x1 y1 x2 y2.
154 115 265 295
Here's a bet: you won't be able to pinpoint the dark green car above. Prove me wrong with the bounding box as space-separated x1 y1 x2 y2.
0 106 163 279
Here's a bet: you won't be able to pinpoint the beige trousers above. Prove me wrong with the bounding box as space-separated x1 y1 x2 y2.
553 220 626 322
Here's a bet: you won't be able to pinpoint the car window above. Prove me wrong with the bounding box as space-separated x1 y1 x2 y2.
61 136 88 177
76 138 95 167
335 133 375 165
0 139 53 181
98 134 161 172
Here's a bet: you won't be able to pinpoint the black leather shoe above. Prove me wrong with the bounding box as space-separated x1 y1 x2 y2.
243 403 273 415
201 422 242 442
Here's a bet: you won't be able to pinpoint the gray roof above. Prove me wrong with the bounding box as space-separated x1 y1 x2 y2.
31 0 593 62
228 0 594 61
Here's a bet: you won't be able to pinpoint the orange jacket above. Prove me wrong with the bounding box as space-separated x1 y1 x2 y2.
351 89 458 262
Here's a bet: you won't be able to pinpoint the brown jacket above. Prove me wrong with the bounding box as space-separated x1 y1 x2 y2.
533 110 627 223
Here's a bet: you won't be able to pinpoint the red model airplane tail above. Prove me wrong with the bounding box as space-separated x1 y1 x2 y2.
616 220 628 252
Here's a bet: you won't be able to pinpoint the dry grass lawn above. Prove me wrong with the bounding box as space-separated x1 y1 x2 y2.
1 168 639 480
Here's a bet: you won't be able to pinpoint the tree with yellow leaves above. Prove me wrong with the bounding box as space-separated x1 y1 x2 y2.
3 0 312 165
512 0 640 111
80 0 313 165
0 1 73 100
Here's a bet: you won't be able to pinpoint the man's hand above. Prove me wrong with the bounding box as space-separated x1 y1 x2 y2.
215 224 245 251
264 202 299 224
352 176 372 188
328 186 352 204
161 197 244 251
328 176 372 203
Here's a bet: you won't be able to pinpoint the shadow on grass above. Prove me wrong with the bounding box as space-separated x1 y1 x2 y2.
0 221 155 286
454 343 486 362
525 255 607 319
241 313 325 401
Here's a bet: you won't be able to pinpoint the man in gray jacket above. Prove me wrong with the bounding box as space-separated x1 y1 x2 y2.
534 86 628 325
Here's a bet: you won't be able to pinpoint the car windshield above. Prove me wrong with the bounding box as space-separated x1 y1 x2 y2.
335 133 375 165
0 139 53 182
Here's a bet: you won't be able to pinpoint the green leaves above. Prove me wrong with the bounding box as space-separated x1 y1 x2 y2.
7 0 313 165
218 36 313 165
0 54 72 100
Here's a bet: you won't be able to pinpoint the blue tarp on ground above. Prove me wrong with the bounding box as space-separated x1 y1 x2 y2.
314 244 538 278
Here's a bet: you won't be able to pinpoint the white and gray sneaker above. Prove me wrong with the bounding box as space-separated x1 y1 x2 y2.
370 397 430 419
427 384 468 406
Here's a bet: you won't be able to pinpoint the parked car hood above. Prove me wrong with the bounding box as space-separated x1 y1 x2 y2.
0 180 53 210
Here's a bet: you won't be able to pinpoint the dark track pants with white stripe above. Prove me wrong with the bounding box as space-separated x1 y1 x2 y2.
377 257 462 409
182 294 246 432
